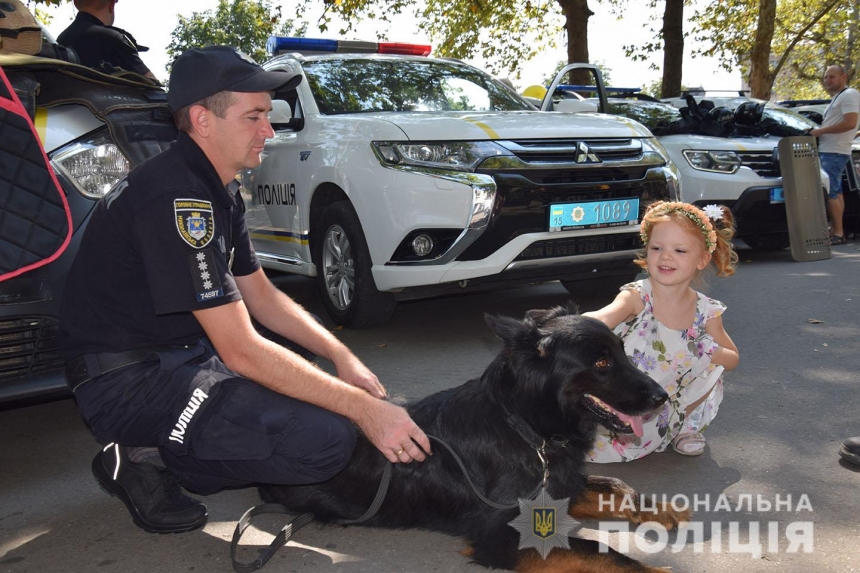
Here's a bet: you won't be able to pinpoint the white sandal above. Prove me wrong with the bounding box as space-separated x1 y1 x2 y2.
671 432 706 456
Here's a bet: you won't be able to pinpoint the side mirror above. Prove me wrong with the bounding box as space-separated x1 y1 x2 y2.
269 99 294 129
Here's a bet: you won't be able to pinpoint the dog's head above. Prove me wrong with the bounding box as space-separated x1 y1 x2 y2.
484 305 667 439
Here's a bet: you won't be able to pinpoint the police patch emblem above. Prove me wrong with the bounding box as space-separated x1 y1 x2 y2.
175 199 215 248
508 488 579 559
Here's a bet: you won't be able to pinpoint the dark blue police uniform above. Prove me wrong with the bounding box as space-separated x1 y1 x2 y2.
57 11 152 76
59 132 356 495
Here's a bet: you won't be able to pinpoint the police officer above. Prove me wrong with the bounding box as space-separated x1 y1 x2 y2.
59 46 431 534
57 0 155 79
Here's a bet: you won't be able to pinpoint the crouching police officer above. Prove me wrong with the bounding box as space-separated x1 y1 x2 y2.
59 46 431 534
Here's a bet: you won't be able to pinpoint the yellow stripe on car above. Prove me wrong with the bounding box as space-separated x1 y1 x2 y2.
460 117 500 139
34 108 48 145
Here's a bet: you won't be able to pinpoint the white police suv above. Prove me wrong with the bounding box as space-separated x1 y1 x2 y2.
241 37 681 327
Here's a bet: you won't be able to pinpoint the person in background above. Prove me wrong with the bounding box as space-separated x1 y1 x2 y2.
809 65 860 245
57 0 155 79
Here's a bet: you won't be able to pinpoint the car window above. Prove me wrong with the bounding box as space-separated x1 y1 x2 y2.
302 58 532 114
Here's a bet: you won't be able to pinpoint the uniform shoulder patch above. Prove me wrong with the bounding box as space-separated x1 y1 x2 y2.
175 199 215 248
188 249 224 302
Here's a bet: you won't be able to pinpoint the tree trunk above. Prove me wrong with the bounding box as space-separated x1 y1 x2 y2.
845 0 860 81
660 0 685 98
557 0 594 85
748 0 777 100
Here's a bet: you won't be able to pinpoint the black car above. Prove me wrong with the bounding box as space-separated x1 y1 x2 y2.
0 48 176 407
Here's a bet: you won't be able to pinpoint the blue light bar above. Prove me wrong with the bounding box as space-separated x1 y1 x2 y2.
267 36 431 57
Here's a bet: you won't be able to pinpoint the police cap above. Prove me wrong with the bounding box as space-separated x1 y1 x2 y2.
167 46 302 112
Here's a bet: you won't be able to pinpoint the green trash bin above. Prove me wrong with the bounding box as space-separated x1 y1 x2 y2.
778 136 831 262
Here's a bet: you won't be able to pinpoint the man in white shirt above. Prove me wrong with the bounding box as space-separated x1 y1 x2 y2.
810 65 860 245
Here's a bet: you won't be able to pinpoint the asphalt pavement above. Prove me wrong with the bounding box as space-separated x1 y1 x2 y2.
2 240 859 573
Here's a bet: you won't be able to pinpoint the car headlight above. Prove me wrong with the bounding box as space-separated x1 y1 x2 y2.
682 150 741 174
51 131 131 199
373 141 511 172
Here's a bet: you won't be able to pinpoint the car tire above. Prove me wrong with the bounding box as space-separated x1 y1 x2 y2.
560 272 640 298
742 233 790 251
314 201 397 328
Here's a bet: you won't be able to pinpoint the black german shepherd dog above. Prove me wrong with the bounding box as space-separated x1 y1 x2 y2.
260 306 690 572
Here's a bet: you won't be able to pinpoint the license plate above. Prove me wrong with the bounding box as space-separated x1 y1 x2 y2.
548 198 640 232
769 187 784 204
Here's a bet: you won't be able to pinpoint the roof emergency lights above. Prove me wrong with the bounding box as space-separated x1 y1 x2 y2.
267 36 432 57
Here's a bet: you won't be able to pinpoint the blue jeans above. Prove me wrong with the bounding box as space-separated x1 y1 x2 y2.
819 152 850 199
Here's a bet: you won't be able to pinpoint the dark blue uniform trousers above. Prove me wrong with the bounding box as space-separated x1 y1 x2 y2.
73 338 357 495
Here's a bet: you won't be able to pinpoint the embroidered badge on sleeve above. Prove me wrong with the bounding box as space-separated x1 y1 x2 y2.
188 249 224 302
175 199 215 248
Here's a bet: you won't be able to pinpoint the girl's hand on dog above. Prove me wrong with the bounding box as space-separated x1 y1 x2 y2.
357 401 432 464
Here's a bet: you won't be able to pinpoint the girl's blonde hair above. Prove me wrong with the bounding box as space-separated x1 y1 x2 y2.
635 201 738 277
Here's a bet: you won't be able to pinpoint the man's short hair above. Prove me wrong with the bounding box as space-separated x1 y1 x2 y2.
826 64 847 75
172 91 237 134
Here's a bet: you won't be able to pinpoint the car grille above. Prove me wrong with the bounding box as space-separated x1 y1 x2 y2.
0 317 64 381
515 234 641 261
738 151 780 178
503 138 644 165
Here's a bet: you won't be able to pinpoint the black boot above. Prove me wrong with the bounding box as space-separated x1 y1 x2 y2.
92 443 208 533
840 438 860 467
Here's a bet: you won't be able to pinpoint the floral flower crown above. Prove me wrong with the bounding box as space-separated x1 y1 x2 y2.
639 202 723 253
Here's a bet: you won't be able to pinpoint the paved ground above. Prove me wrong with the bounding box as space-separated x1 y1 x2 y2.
2 241 859 573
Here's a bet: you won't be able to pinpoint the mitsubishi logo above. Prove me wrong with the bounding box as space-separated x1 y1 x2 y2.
575 142 601 164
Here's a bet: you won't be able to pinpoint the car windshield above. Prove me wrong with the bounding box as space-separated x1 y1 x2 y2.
302 58 532 114
760 106 817 131
605 100 681 130
607 97 818 137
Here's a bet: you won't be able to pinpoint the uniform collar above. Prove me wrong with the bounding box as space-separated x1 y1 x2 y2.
75 11 107 27
175 131 238 209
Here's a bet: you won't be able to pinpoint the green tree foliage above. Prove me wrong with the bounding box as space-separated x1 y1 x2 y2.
607 0 689 98
690 0 849 99
541 59 612 86
165 0 306 70
24 0 70 26
311 0 582 79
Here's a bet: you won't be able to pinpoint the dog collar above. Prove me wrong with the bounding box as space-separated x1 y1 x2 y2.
504 409 569 452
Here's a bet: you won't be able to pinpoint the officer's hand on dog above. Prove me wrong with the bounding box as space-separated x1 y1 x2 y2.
335 354 387 399
358 401 432 464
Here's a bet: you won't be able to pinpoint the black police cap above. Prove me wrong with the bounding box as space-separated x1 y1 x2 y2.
167 46 301 112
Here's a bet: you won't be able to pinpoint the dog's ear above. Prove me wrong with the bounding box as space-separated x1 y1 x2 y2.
485 313 547 356
525 305 577 327
484 313 528 343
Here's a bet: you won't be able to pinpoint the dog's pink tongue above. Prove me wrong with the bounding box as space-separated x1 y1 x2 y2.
615 412 644 438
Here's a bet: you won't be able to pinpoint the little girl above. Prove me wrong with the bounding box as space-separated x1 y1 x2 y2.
584 201 739 462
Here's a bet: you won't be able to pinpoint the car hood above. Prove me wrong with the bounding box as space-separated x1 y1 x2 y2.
657 133 782 152
366 110 654 140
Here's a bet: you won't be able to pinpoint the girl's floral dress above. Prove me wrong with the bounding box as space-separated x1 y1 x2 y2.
587 279 726 463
